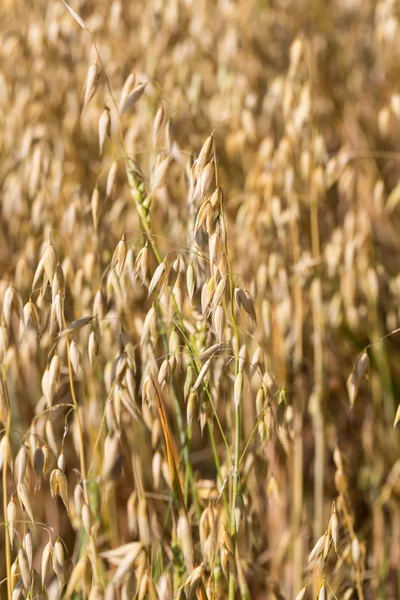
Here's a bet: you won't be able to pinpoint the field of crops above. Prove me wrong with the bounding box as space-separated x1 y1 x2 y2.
1 0 400 598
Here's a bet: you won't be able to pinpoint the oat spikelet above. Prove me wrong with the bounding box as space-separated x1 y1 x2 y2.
148 261 167 297
17 481 35 525
120 82 147 115
50 468 69 513
83 62 101 109
99 106 111 155
153 104 164 147
7 497 17 548
62 0 86 28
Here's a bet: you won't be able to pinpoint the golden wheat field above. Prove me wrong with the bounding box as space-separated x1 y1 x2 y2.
1 0 400 598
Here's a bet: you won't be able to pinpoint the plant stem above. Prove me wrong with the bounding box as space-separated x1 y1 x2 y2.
289 190 304 593
2 369 12 600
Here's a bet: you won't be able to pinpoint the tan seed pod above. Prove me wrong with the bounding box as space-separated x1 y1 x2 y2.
18 547 31 591
120 82 147 115
52 291 63 332
20 300 40 339
15 444 28 484
64 555 88 597
141 306 157 345
329 502 339 552
186 262 196 302
17 481 34 524
10 558 19 590
42 242 58 284
151 156 172 193
157 572 172 600
322 528 331 562
194 200 210 236
106 398 118 434
199 506 217 567
294 586 307 600
158 358 171 387
201 276 215 315
49 354 60 393
243 290 257 323
197 343 223 361
250 346 263 380
308 534 326 567
119 73 136 113
195 133 214 177
134 244 149 284
11 579 23 600
105 582 117 600
318 585 327 600
62 0 86 28
106 161 118 198
118 382 141 422
137 572 149 600
88 330 99 367
137 496 151 545
88 584 102 600
83 62 100 109
7 497 17 548
220 545 235 579
346 369 359 408
50 468 69 513
199 162 214 198
53 538 65 587
177 512 194 572
356 350 370 381
102 434 122 481
57 452 66 472
209 230 221 267
256 387 265 417
351 537 360 564
165 118 174 152
98 106 111 155
187 392 196 427
209 278 226 315
127 491 138 537
3 287 22 328
0 435 8 472
152 451 162 489
169 328 180 358
192 358 211 392
153 104 164 147
91 187 100 232
23 531 33 569
111 233 127 278
212 305 225 343
183 563 205 597
42 444 54 477
238 344 248 373
41 539 53 587
148 261 167 297
69 340 80 375
263 371 278 398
